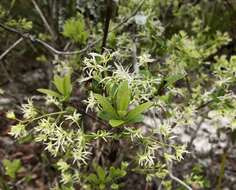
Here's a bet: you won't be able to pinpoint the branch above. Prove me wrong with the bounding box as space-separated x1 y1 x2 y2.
70 98 110 128
101 0 113 53
196 100 214 110
0 0 145 56
169 172 192 190
0 60 13 83
31 0 56 39
188 117 205 148
0 22 97 55
132 40 139 74
0 37 24 61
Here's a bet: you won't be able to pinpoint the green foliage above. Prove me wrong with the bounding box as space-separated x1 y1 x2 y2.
94 81 153 127
6 18 32 31
85 162 128 190
3 159 22 179
0 4 6 18
177 164 210 190
38 73 72 102
62 13 88 44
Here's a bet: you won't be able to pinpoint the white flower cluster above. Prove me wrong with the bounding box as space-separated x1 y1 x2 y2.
34 117 91 165
21 99 37 119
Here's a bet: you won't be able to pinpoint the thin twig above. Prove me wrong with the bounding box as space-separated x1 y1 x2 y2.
188 117 205 148
0 37 24 61
217 151 227 190
0 22 98 55
132 40 139 74
31 0 56 39
158 180 163 190
0 60 13 83
110 0 145 32
185 76 192 94
196 100 214 110
169 171 192 190
167 158 192 190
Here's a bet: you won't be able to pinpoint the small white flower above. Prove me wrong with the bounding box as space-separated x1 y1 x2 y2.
57 160 70 172
65 111 81 126
83 92 96 112
61 172 73 184
21 99 37 119
9 123 27 138
45 96 60 106
138 53 155 66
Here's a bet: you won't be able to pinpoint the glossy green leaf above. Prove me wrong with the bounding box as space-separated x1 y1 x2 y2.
127 114 144 124
94 94 118 119
87 173 98 184
37 88 61 98
96 165 106 182
98 111 115 121
127 102 153 120
109 120 125 127
3 159 22 179
53 75 64 94
116 81 130 117
63 73 72 96
111 183 119 190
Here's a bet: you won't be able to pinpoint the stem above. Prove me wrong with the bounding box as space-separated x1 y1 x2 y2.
0 37 24 61
169 172 192 190
31 0 56 39
0 175 10 190
22 110 67 124
217 151 227 190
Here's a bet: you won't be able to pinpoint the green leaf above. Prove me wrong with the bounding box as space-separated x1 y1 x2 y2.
96 166 106 183
121 162 129 170
109 167 116 177
62 13 88 44
99 184 106 190
98 111 116 121
94 94 118 119
63 73 72 96
3 159 22 179
109 167 122 178
53 75 64 94
116 81 130 117
127 114 144 124
166 73 186 86
37 89 61 98
127 102 153 121
107 83 118 101
87 173 98 184
109 120 125 127
10 0 16 9
111 183 119 190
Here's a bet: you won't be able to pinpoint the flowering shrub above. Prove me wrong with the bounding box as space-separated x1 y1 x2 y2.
1 0 235 189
